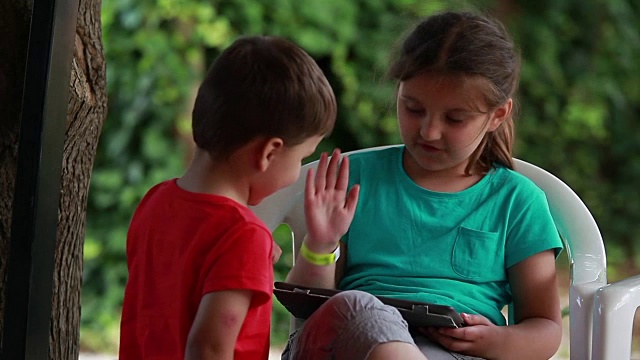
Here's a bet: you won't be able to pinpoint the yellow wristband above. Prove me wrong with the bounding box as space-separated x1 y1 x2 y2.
300 242 340 266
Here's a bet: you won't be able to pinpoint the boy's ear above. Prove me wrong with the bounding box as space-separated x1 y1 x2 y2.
488 98 512 132
257 137 284 172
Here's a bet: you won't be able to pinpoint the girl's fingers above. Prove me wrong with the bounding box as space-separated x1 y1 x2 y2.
325 149 341 190
460 313 491 326
439 321 483 342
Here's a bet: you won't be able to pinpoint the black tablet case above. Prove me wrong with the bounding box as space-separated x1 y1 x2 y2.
274 282 464 328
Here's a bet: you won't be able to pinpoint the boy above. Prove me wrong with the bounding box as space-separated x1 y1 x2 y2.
119 36 337 360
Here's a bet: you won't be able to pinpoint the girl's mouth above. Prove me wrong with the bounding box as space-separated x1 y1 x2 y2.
419 143 441 153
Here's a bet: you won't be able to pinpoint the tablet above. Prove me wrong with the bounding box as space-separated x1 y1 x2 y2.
274 281 464 328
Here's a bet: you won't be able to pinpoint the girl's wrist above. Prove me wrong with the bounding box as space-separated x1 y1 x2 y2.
302 234 340 254
303 235 340 254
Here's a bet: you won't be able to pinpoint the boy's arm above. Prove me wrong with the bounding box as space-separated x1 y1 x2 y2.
286 150 359 289
184 290 252 360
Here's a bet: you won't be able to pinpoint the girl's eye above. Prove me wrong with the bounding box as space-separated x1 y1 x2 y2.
446 116 464 124
406 106 423 114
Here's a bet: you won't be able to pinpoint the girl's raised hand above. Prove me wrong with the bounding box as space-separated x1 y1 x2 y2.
304 149 360 253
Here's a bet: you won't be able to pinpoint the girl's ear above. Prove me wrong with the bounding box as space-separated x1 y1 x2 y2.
488 98 513 132
257 137 284 172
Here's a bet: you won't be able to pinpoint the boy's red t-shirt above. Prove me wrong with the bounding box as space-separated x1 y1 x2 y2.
119 179 274 360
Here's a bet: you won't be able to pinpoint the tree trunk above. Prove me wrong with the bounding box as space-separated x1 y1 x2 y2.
0 0 107 357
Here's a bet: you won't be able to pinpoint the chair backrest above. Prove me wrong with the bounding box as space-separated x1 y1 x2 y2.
251 145 607 360
513 157 606 360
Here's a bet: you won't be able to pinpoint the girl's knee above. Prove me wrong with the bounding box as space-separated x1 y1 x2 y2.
304 290 385 329
326 290 383 315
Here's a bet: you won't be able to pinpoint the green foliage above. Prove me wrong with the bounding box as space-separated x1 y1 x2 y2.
83 0 214 352
510 0 640 278
83 0 640 353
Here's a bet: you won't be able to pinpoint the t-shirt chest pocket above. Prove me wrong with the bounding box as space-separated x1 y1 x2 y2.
451 226 503 280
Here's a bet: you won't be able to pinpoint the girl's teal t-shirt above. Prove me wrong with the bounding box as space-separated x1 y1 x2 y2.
338 146 563 326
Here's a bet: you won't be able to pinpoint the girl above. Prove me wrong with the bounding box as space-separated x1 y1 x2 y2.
283 11 563 360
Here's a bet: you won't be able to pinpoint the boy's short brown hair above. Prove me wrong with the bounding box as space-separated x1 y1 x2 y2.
192 36 337 158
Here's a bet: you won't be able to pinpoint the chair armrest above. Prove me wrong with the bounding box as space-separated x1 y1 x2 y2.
567 252 608 360
591 274 640 360
570 280 606 360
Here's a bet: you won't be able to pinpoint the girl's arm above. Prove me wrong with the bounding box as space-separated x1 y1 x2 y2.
501 249 562 358
285 149 359 289
184 290 252 360
428 249 562 359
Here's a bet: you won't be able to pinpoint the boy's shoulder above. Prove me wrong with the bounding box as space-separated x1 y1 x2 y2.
135 179 176 209
136 179 263 223
130 180 272 252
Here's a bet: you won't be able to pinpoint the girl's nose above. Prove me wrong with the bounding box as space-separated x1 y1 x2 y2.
420 117 442 141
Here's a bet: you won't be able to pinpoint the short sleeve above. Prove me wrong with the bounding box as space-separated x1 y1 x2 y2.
505 187 563 268
200 223 274 305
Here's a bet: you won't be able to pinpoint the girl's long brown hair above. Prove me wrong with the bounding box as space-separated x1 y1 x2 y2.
388 11 520 174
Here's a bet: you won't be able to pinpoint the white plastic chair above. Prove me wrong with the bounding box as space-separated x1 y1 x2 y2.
251 145 640 360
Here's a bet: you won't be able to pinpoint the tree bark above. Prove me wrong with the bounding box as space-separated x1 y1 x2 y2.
0 0 107 357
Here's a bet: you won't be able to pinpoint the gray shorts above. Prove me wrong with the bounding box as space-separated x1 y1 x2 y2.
281 290 484 360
